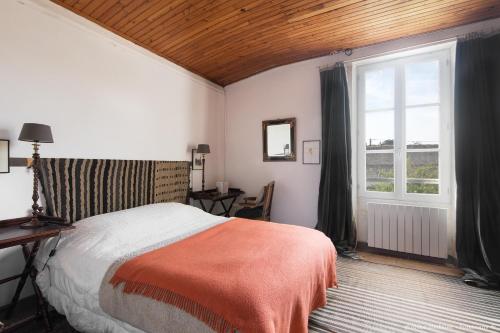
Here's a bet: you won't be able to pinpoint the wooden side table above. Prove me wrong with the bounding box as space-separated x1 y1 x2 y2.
190 188 245 217
0 217 74 332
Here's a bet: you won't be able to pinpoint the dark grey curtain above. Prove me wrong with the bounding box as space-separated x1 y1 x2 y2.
455 33 500 289
316 63 356 250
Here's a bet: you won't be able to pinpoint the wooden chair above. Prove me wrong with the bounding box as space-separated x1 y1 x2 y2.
261 181 275 221
235 181 275 221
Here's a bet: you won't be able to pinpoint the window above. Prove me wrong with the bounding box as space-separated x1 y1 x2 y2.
356 46 452 203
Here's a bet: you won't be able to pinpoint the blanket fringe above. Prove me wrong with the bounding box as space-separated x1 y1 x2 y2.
110 275 236 333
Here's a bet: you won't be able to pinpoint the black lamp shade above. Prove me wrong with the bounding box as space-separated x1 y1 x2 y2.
197 144 210 154
18 123 54 143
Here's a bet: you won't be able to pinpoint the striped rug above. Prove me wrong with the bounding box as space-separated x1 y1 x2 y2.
309 258 500 333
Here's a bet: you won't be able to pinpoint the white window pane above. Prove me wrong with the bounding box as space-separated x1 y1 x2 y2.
366 110 394 150
405 60 439 106
365 67 395 110
407 151 439 194
366 153 394 192
406 106 439 149
407 182 439 194
407 152 438 179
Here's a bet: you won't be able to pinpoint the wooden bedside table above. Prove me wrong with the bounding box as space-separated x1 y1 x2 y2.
0 217 74 332
189 188 245 217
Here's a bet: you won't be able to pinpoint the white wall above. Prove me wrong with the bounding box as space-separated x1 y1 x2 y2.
225 63 322 229
0 0 225 306
225 18 500 239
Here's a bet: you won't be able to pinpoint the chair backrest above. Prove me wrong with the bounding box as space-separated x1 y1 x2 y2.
262 181 275 221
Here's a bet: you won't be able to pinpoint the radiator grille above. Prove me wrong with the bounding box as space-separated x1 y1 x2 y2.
367 203 447 258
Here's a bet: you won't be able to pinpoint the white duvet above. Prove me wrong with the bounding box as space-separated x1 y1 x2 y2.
35 203 228 333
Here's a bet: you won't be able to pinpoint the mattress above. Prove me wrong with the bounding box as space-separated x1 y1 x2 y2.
35 203 228 333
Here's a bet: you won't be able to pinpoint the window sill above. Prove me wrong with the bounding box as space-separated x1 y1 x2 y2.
357 194 451 208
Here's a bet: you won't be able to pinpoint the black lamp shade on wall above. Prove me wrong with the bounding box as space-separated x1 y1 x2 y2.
18 123 54 143
197 144 210 154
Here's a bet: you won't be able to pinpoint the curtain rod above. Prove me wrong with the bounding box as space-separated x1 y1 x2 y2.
318 37 457 72
319 27 500 72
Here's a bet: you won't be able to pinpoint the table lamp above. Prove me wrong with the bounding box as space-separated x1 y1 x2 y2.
18 123 53 228
197 144 210 191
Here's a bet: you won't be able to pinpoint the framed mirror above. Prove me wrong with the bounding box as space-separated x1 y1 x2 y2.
0 139 10 173
262 118 296 162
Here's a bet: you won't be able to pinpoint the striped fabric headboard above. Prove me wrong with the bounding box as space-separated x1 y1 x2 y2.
39 158 190 224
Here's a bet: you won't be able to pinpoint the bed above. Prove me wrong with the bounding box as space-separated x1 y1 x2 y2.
34 158 337 333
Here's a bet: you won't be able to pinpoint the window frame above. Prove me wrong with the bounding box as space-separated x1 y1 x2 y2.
354 45 453 204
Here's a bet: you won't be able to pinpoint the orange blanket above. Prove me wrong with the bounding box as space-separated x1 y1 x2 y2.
109 218 337 333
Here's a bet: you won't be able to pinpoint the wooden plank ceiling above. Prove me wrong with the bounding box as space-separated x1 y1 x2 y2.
52 0 500 86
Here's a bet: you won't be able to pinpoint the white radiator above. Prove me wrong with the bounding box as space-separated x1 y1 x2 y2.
367 203 448 259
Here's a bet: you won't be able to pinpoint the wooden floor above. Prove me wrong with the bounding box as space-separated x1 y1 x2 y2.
357 250 463 277
0 297 73 333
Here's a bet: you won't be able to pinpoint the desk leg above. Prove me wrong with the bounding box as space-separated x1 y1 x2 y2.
207 201 216 214
5 241 40 319
222 197 238 217
21 245 51 332
198 199 207 212
220 200 228 216
197 199 217 216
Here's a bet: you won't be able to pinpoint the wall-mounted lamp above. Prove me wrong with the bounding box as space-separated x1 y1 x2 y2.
0 139 9 173
191 144 210 192
18 123 54 229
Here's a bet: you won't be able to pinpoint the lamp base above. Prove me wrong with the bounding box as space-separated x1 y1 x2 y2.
19 217 47 229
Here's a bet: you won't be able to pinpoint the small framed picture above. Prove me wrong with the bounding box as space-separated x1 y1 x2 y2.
303 140 320 164
0 139 10 173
